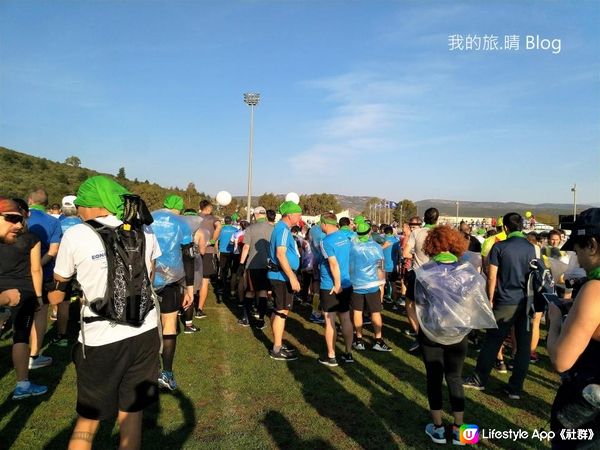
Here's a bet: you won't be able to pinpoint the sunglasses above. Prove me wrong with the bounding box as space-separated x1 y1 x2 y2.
0 213 24 224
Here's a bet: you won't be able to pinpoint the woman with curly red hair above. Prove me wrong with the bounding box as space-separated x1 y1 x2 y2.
415 225 496 445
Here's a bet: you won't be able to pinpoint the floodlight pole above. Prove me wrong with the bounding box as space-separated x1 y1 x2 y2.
571 184 577 220
244 93 260 222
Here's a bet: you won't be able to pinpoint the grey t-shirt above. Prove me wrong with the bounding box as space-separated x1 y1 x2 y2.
406 227 431 270
199 214 219 254
244 221 274 269
180 215 204 290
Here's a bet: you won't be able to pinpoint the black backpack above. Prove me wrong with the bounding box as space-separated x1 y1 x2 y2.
83 194 156 327
526 258 555 327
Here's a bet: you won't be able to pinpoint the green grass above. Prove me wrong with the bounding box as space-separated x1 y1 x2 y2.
0 293 558 449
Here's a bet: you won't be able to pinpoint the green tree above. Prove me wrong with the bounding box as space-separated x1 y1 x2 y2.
393 199 417 224
299 193 341 215
65 156 81 167
257 192 281 211
117 167 126 179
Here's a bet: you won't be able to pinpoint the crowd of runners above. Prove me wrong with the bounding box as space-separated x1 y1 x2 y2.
0 177 598 449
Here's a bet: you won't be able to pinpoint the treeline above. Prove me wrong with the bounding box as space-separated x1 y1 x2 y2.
0 147 211 212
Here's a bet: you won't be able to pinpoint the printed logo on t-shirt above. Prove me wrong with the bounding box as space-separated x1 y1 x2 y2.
91 252 106 261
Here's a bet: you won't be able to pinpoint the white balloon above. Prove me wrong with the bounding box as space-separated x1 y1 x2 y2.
216 191 232 206
285 192 300 204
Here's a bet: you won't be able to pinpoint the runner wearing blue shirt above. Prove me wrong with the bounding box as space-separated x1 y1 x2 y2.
267 201 303 361
382 226 401 303
50 195 83 347
151 195 195 391
350 223 391 352
318 212 355 367
217 217 238 299
307 223 326 324
338 217 357 241
27 189 62 369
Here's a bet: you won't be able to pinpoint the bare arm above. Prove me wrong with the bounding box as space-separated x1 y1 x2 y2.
212 221 222 243
327 256 342 294
41 242 59 267
240 243 250 265
486 264 498 307
30 242 43 298
548 280 600 373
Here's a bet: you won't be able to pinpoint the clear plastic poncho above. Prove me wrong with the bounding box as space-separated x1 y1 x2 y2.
350 239 385 292
415 260 497 345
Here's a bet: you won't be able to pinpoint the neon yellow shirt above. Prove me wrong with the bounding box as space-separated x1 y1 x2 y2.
481 230 507 257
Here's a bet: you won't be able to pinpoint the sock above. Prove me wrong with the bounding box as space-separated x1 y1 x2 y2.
183 305 194 323
162 335 177 372
243 296 253 321
258 297 268 320
273 345 281 353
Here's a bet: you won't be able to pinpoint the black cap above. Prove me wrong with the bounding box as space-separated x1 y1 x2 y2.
561 208 600 251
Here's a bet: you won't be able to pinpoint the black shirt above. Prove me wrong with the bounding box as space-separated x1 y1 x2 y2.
0 232 39 293
489 236 536 306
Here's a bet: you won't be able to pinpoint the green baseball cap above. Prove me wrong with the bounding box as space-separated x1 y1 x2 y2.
164 194 184 212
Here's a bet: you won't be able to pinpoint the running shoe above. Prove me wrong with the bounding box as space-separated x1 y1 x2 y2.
158 371 177 391
253 319 266 330
49 335 69 347
309 313 325 324
425 423 447 444
372 340 392 352
530 351 540 363
12 382 48 400
403 329 416 337
408 340 420 353
194 310 207 319
318 355 338 367
452 425 465 446
29 355 52 370
269 348 298 361
462 376 485 391
504 388 520 400
237 318 250 327
352 339 366 351
184 325 199 334
340 353 354 364
494 359 508 374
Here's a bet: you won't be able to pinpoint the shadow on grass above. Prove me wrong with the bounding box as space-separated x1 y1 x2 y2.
42 388 196 449
0 303 80 449
262 409 335 450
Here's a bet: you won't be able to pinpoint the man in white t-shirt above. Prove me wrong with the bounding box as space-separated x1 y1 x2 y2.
54 176 161 450
402 207 439 352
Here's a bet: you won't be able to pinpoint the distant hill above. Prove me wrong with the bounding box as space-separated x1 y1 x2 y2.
1 146 592 223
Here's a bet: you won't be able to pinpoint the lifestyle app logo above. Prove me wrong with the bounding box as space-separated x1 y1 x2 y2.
460 424 479 444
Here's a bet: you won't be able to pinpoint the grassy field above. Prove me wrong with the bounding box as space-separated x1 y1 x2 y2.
0 293 559 449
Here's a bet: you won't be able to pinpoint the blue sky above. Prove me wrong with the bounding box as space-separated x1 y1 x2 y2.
1 1 598 204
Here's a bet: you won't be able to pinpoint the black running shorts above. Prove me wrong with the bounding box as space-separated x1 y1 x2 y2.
270 279 294 311
157 283 183 314
320 287 352 313
72 328 160 420
247 269 270 292
405 270 416 300
351 291 383 313
202 254 217 278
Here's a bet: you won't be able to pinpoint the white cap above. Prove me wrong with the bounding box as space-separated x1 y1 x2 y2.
62 195 77 208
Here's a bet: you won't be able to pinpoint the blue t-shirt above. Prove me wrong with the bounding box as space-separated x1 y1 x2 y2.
350 239 384 294
488 235 536 306
339 227 357 241
59 216 82 234
28 208 62 281
383 235 400 273
151 210 193 289
218 224 238 254
268 221 300 283
319 230 352 290
309 225 326 267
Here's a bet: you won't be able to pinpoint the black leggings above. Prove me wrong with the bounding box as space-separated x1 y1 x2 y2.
419 332 468 412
